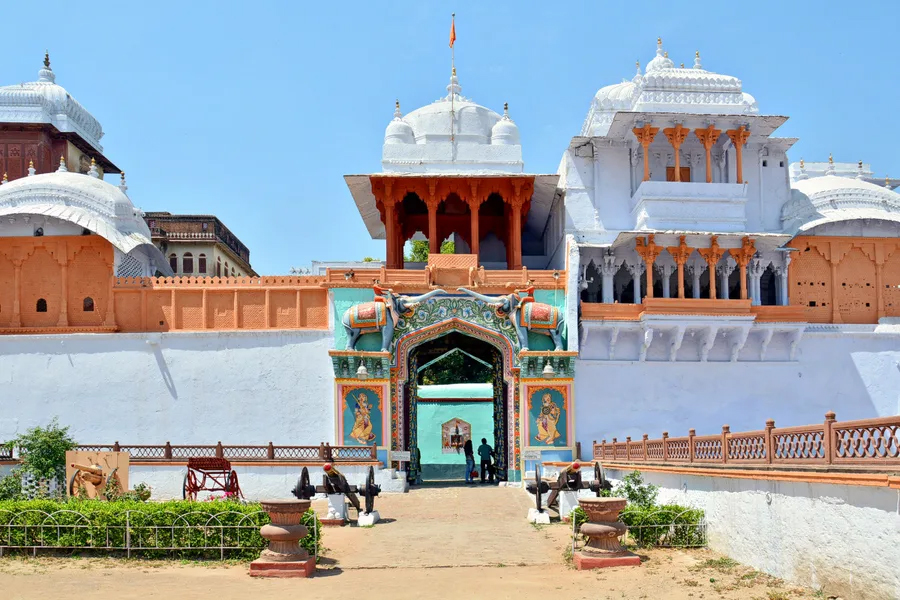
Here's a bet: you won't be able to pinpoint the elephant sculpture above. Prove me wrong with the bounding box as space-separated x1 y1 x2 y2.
342 286 444 351
457 287 565 351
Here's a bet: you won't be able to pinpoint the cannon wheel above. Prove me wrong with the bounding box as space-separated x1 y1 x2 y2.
363 465 376 514
69 471 86 497
533 468 543 513
183 470 198 501
226 470 242 498
105 467 123 499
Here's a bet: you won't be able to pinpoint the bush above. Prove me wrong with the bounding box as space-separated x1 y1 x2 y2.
1 418 77 500
613 470 658 507
621 503 706 547
0 499 323 560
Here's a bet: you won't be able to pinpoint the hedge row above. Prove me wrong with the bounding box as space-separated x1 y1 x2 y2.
0 499 322 560
573 503 706 548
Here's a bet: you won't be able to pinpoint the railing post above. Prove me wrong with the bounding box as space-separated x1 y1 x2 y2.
113 441 120 452
688 429 696 463
626 437 631 461
662 432 669 462
721 425 730 464
824 411 836 464
164 442 172 460
371 443 377 460
593 440 597 459
319 442 326 461
642 434 648 461
267 442 275 460
216 441 224 459
325 443 333 462
575 441 581 461
765 419 775 464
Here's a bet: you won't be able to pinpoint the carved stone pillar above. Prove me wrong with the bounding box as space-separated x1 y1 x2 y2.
508 181 528 270
11 260 22 327
717 260 735 300
776 254 791 306
380 180 399 269
635 235 662 298
467 182 485 261
632 124 659 182
698 236 725 300
726 126 751 184
728 236 755 300
666 236 691 299
693 125 721 183
663 124 690 181
626 261 645 304
56 242 69 327
749 257 764 306
600 254 617 304
660 264 674 298
425 185 440 255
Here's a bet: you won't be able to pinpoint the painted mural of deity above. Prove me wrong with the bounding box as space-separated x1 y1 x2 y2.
527 387 568 447
341 387 383 446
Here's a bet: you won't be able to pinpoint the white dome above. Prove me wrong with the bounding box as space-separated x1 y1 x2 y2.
401 72 502 144
491 104 520 146
0 55 104 152
581 41 760 137
384 102 415 145
784 174 900 233
0 171 170 274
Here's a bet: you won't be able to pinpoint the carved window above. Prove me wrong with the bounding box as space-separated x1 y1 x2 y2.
183 252 194 274
169 253 178 273
216 257 222 277
36 298 47 313
83 297 94 312
198 253 207 274
231 268 236 277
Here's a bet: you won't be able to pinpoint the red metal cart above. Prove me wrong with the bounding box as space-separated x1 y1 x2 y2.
183 457 243 500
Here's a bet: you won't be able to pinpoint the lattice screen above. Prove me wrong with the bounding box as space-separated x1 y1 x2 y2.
116 251 146 278
835 248 877 324
883 252 900 317
791 247 832 323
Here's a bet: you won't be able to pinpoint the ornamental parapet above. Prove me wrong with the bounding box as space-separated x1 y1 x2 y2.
329 350 392 380
518 350 578 379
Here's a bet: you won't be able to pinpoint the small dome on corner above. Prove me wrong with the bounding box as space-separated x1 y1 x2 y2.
384 100 415 145
491 103 520 146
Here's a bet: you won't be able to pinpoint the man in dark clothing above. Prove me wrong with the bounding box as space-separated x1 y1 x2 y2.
477 438 493 483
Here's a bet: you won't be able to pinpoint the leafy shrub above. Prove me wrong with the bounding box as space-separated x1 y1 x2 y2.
0 471 22 501
614 470 658 507
0 499 322 560
621 503 706 547
1 418 77 500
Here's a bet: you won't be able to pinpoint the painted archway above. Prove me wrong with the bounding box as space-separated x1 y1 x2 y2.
390 317 522 482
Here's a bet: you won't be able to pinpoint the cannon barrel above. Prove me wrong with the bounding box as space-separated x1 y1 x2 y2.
70 463 104 475
323 463 345 480
562 461 582 475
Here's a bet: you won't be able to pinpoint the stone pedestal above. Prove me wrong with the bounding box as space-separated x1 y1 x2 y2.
357 510 381 527
321 493 348 526
527 508 550 524
574 497 640 570
249 499 316 578
558 490 580 521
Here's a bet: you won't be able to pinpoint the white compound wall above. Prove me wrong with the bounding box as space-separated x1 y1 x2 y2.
603 467 900 600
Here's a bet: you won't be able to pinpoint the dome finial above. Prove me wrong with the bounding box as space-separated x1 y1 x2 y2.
393 99 402 119
1 173 7 185
664 51 669 58
119 171 128 195
680 62 684 68
798 158 809 180
28 160 36 176
88 157 100 178
825 153 836 176
57 155 67 173
885 175 891 189
694 50 702 69
856 160 865 180
38 50 56 83
446 66 461 98
503 102 509 117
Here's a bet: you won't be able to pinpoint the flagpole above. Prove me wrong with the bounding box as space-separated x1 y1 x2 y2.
450 13 455 149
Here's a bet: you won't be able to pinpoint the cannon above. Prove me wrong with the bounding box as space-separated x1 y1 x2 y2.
526 462 611 514
69 462 123 499
183 457 242 500
292 464 381 515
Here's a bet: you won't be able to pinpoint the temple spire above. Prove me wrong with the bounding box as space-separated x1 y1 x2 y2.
393 99 402 119
825 153 835 176
27 160 36 176
694 50 702 69
119 171 128 195
38 50 55 83
88 158 100 178
56 156 67 173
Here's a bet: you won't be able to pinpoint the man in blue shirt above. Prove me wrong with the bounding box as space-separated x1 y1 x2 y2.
477 438 493 483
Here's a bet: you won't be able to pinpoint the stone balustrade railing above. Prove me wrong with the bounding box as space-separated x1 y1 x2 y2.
593 412 900 467
0 442 379 464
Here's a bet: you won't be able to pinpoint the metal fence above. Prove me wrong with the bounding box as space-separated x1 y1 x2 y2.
593 411 900 467
571 506 707 551
0 508 268 559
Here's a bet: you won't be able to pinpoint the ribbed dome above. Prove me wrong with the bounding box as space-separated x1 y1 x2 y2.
783 174 900 233
646 39 675 72
490 104 520 146
401 72 502 144
0 54 104 152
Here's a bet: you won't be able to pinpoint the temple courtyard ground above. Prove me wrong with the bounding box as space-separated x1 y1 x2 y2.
0 485 825 599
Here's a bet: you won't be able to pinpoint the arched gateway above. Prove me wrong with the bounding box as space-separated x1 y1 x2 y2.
329 284 576 484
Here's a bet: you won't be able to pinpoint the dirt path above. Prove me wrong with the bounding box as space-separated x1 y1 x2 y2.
0 484 822 599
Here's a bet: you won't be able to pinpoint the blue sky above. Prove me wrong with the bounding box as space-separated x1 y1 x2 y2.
5 1 897 274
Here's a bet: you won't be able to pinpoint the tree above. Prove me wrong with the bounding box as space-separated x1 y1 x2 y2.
405 239 455 263
419 351 493 385
361 257 378 262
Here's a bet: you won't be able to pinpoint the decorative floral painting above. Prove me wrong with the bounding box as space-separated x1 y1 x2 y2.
524 384 570 447
339 384 386 447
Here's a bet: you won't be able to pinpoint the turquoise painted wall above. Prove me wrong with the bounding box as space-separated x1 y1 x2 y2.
417 401 494 465
331 287 568 352
527 289 568 351
332 288 382 351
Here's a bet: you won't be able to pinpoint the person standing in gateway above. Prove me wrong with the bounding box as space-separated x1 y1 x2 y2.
477 438 493 484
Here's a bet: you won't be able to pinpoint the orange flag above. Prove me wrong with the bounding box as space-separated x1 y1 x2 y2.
449 15 456 48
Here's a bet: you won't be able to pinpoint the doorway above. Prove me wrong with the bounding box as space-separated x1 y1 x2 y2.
403 332 509 484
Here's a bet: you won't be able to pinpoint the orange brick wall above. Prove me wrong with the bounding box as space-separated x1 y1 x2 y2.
788 236 900 324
